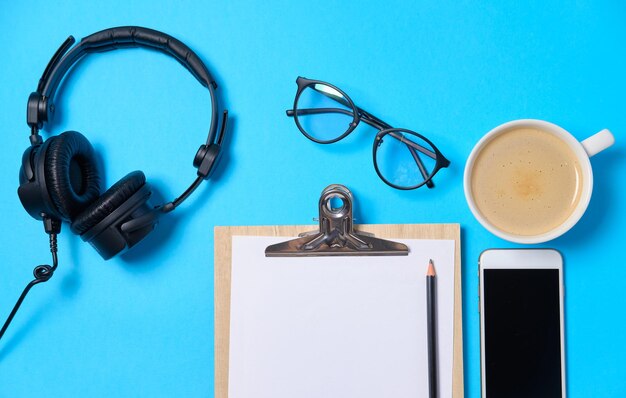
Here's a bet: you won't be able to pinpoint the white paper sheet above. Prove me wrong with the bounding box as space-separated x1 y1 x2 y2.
229 236 455 398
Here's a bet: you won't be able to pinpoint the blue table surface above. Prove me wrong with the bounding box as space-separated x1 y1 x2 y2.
1 1 624 396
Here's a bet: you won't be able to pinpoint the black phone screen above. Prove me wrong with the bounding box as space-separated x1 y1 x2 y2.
483 268 563 398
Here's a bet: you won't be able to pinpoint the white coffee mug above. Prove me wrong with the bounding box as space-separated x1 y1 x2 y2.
464 119 614 243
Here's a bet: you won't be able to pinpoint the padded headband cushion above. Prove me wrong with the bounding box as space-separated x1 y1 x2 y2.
71 170 146 235
41 26 215 100
45 131 102 220
81 27 213 87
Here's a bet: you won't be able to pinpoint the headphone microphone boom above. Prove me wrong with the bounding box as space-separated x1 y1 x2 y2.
1 26 228 342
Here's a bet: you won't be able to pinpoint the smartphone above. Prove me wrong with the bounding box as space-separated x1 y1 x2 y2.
479 249 566 398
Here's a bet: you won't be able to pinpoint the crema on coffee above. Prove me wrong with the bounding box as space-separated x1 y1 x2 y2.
471 128 583 236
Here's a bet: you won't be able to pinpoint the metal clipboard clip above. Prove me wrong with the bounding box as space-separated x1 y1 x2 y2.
265 184 409 257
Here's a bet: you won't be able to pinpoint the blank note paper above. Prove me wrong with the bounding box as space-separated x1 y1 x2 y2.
229 236 455 398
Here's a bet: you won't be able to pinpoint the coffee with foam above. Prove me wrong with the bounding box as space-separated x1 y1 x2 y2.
471 128 583 236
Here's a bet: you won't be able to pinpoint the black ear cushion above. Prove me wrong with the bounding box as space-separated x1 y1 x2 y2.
45 131 102 220
71 171 146 235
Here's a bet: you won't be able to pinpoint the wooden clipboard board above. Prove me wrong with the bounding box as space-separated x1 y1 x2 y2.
214 223 464 398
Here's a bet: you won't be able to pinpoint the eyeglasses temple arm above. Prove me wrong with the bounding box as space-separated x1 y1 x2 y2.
407 145 435 188
387 131 437 159
287 109 441 160
285 106 392 133
356 108 444 163
357 108 392 130
286 108 354 117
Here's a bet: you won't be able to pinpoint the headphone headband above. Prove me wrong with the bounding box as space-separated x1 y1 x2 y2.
28 26 220 141
41 26 216 99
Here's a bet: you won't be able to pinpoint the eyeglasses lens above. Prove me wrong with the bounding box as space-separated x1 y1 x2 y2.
375 131 438 188
295 83 354 142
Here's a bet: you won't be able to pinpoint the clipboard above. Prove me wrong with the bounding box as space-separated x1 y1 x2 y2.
214 185 464 397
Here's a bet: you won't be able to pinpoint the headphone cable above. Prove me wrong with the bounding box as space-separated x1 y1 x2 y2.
0 233 58 342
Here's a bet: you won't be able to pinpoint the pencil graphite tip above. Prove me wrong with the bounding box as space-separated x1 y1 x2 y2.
427 259 436 276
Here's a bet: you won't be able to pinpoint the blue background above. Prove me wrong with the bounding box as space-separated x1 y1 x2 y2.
1 1 624 396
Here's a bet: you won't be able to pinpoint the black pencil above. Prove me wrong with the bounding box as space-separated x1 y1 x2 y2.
426 259 438 398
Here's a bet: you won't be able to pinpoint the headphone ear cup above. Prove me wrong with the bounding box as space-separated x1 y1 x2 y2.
71 171 147 236
45 131 102 221
70 171 154 260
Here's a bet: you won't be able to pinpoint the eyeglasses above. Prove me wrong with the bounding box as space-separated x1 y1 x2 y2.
286 77 450 190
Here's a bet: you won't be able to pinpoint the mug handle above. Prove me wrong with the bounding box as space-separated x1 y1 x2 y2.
581 129 615 157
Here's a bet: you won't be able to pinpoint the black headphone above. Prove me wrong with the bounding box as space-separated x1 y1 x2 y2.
0 27 228 342
19 26 228 260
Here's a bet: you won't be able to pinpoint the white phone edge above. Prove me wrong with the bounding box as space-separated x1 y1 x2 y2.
478 249 566 398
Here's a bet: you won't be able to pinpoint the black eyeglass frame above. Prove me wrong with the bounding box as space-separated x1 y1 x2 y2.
286 76 450 190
